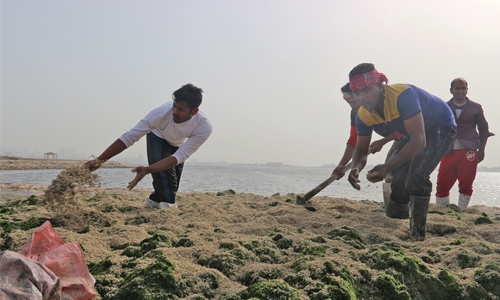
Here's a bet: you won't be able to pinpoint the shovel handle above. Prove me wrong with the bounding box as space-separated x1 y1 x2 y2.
302 162 352 202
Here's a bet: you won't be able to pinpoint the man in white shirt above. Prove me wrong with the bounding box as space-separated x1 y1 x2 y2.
85 83 213 209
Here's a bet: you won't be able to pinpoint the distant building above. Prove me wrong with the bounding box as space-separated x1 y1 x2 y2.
266 162 284 167
44 152 57 160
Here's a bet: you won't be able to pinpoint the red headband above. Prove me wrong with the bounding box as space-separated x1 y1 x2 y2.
349 68 388 91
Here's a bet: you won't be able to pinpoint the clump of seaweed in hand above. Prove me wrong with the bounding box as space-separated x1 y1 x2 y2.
41 166 101 212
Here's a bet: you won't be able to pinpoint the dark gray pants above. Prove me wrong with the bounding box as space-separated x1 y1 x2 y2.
146 132 184 204
390 126 456 204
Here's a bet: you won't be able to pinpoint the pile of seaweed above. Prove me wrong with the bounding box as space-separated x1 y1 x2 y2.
41 165 101 213
1 187 499 300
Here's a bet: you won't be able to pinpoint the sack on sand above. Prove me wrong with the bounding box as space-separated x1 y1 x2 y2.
39 242 97 300
21 221 97 300
0 250 61 300
21 220 66 261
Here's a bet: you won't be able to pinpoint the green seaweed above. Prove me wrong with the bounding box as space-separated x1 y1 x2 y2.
457 249 482 269
473 263 500 297
284 273 310 289
121 246 143 258
237 280 301 300
88 256 113 275
108 253 187 300
475 213 494 225
174 237 194 247
301 245 327 257
437 269 465 300
326 226 366 249
373 273 411 300
197 251 248 278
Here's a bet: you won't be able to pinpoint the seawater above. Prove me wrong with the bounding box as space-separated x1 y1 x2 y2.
1 164 498 207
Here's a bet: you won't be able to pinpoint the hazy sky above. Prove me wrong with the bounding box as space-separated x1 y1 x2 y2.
2 0 499 167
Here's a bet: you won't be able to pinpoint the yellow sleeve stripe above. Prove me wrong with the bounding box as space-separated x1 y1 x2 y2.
358 84 409 126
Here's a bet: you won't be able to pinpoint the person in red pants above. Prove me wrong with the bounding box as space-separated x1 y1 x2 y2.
435 78 494 210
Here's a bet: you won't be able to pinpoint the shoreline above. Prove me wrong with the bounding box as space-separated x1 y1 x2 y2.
0 157 137 170
1 182 499 214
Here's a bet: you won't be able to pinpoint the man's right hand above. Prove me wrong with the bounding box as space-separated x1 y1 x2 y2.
348 168 361 190
332 163 346 179
84 158 104 172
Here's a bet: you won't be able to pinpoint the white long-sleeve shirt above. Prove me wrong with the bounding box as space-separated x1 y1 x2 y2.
119 101 212 164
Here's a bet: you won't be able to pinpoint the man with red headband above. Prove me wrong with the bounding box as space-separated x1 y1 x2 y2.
333 83 403 210
346 63 456 241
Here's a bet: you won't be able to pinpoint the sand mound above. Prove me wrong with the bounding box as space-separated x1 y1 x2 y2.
41 166 101 213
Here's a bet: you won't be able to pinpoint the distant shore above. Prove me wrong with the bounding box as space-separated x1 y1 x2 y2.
0 156 137 170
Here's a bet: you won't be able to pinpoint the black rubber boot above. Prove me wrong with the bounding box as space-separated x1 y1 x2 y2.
385 198 409 219
409 196 430 241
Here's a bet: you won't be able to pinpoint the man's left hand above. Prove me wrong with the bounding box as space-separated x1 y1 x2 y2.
369 140 384 154
366 165 389 183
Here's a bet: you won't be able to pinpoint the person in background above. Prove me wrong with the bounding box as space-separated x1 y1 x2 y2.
435 78 494 209
85 83 213 209
332 83 402 210
332 83 398 178
346 63 456 241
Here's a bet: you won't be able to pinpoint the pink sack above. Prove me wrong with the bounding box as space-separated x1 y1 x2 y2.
21 221 97 300
21 220 66 261
0 250 61 300
39 242 97 300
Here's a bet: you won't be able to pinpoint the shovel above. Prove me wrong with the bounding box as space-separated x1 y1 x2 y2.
296 162 352 205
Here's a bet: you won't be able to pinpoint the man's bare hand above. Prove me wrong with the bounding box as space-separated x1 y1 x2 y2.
369 140 384 154
366 165 389 183
348 168 361 190
127 166 149 190
84 158 104 172
332 163 346 179
478 149 485 163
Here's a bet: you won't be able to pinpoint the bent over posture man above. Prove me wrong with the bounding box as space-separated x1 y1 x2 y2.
85 83 213 209
435 78 494 209
333 83 402 209
332 83 399 179
346 63 456 241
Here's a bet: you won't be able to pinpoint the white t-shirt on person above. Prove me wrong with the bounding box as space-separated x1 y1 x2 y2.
119 101 212 164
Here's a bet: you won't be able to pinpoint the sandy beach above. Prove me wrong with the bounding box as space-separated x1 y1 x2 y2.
1 174 499 299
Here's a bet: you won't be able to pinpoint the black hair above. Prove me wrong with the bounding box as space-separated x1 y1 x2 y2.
349 63 375 78
450 78 468 89
172 83 203 109
340 83 352 93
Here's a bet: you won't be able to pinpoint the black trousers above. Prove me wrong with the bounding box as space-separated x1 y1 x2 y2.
390 125 456 204
146 132 184 204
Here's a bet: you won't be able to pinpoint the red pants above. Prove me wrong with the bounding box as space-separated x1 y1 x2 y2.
435 149 478 197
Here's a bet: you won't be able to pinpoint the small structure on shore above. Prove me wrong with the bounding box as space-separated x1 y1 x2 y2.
44 152 57 160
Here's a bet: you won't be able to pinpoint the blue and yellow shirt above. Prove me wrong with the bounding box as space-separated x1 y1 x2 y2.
356 84 456 137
